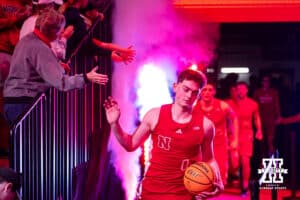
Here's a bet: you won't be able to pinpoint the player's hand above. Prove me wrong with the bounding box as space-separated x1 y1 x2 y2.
195 161 224 199
195 182 224 199
86 66 108 85
103 96 121 124
255 129 263 140
229 139 238 150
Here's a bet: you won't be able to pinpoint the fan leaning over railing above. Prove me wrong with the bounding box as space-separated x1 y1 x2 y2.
4 8 109 200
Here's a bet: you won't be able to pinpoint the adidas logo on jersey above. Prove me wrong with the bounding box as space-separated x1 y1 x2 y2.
175 129 183 134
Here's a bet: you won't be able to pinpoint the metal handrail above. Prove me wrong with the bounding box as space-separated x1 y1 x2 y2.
9 93 46 130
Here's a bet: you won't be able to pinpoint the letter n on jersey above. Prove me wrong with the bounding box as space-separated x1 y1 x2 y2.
158 135 171 150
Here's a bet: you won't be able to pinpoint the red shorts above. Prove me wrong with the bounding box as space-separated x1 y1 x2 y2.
239 130 253 157
214 140 228 184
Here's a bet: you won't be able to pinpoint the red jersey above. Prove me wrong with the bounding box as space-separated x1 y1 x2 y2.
140 104 204 200
226 97 258 156
194 99 227 145
194 99 229 184
226 97 258 138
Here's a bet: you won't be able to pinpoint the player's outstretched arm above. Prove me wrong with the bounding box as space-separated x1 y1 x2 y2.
104 97 156 151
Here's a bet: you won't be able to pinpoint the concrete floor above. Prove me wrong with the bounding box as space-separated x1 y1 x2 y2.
211 185 300 200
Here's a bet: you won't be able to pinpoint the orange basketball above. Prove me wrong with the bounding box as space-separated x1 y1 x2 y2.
183 162 215 194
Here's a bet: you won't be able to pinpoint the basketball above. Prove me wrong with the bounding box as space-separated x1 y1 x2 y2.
183 162 215 194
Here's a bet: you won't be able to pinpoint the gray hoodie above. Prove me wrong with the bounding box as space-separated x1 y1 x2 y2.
4 32 86 99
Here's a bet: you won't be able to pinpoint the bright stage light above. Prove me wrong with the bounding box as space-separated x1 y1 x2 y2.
136 63 174 171
221 67 249 74
136 63 173 119
189 64 198 71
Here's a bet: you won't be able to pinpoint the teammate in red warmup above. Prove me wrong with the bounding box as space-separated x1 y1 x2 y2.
194 83 239 186
226 82 263 196
104 69 223 200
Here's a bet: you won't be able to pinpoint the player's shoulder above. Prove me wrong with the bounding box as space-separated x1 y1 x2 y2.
144 107 161 118
218 99 230 109
224 98 233 105
143 105 169 121
246 97 258 107
141 107 161 130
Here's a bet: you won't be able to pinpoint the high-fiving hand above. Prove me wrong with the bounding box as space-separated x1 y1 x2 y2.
111 46 136 65
86 66 108 85
103 96 121 124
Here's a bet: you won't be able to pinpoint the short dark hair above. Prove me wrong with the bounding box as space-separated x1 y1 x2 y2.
0 168 22 192
206 79 217 89
177 69 206 88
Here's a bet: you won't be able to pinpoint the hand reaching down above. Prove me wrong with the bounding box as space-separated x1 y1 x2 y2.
111 46 135 65
119 45 136 57
255 129 263 140
195 161 224 199
195 182 224 200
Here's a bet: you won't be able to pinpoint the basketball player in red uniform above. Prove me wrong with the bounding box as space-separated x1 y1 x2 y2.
104 69 223 200
226 82 263 196
194 83 239 186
